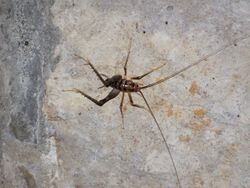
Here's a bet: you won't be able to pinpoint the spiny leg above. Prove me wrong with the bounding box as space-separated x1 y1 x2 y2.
74 54 107 86
119 92 125 128
131 63 166 80
139 91 181 188
128 93 145 110
63 88 120 106
123 38 132 77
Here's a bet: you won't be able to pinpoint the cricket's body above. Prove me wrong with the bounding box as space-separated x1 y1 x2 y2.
107 75 140 92
64 48 182 187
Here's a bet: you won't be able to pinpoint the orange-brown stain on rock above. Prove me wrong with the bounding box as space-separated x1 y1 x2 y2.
165 104 182 119
166 104 174 117
189 81 198 95
179 135 191 143
193 108 206 118
174 107 182 119
187 119 211 132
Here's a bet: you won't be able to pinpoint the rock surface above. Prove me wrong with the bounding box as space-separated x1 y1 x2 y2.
1 0 250 188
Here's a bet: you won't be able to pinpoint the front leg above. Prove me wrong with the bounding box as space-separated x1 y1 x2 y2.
74 54 109 87
123 38 132 77
63 88 120 106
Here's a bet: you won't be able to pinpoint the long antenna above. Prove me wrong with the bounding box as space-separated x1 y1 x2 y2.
139 91 182 188
140 36 250 89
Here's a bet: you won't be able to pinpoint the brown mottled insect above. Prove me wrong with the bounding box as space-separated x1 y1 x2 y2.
64 36 248 188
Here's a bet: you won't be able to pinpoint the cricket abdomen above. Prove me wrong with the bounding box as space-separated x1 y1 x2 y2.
115 79 139 92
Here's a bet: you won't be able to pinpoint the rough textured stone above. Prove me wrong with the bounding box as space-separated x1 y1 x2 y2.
1 0 250 188
1 0 59 187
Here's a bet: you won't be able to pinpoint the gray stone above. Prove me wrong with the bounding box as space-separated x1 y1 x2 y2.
1 0 59 187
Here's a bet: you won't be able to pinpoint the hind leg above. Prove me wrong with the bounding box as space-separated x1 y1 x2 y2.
63 88 120 106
